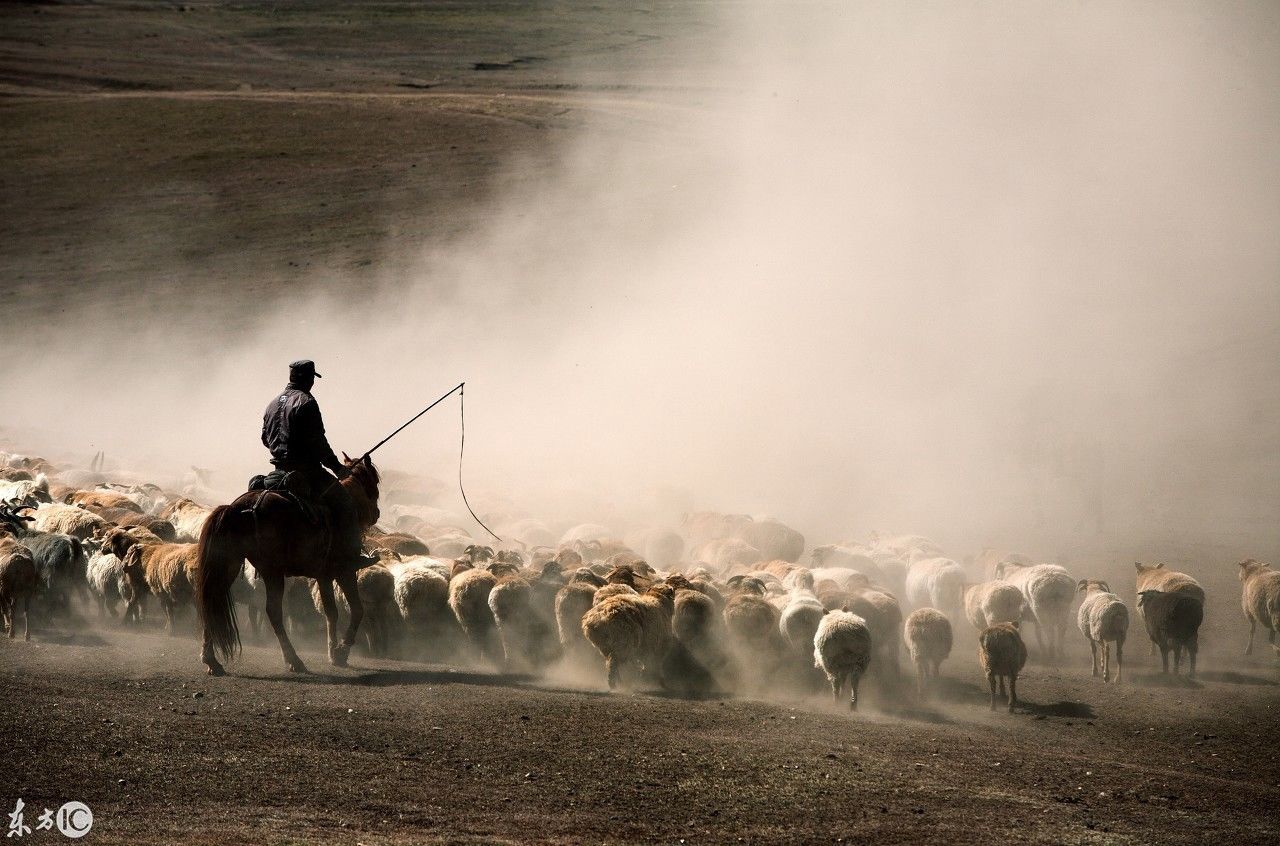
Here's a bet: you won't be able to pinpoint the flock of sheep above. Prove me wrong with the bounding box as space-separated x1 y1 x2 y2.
2 448 1278 715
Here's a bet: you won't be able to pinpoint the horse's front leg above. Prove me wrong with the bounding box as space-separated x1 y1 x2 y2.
332 569 363 667
315 577 344 666
263 572 308 674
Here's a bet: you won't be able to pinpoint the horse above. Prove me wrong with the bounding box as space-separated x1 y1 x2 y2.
195 454 381 676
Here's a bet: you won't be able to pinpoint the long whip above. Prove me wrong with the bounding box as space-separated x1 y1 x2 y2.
361 381 502 542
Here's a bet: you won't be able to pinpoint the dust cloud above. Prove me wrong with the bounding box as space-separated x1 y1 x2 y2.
1 1 1276 560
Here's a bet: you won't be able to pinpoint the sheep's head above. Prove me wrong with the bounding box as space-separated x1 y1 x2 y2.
487 560 520 579
555 548 583 569
810 545 834 566
664 572 693 591
119 546 147 596
449 559 474 579
605 564 639 588
1134 561 1163 574
101 527 139 560
1077 579 1111 594
1237 559 1270 581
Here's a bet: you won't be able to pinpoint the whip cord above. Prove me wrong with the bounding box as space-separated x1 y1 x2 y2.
458 383 502 542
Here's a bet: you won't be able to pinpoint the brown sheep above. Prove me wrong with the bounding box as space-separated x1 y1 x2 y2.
364 528 430 557
104 528 198 635
65 490 144 514
580 584 675 690
723 593 785 692
979 622 1028 712
556 581 599 665
0 537 37 640
1238 559 1280 656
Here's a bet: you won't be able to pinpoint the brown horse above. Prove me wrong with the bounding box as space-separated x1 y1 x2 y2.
195 455 380 676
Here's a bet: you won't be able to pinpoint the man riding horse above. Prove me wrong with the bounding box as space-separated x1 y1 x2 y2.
260 359 368 572
196 359 383 676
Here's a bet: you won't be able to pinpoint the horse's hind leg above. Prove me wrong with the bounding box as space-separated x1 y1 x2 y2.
263 572 308 674
332 569 363 667
315 578 344 666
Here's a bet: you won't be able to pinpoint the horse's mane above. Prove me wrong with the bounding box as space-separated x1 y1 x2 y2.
346 458 380 500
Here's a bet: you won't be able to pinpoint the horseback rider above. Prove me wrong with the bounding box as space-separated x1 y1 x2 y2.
261 359 366 569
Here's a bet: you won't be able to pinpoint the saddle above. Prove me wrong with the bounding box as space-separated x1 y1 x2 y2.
246 470 324 525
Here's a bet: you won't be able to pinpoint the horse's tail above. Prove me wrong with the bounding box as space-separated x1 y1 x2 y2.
196 504 243 662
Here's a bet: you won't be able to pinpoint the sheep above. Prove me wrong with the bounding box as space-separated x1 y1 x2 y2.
66 490 143 514
979 622 1028 712
905 557 965 620
973 548 1034 582
845 587 903 677
1076 579 1128 683
103 528 198 634
903 608 953 699
85 544 131 621
0 475 51 505
580 584 675 690
100 510 178 542
810 546 886 585
385 560 452 658
1134 562 1205 677
693 537 763 575
723 592 785 692
593 582 637 605
963 581 1025 631
159 498 212 543
742 518 805 563
777 570 827 690
31 502 107 540
1237 559 1280 656
2 506 87 621
812 610 872 710
365 528 430 557
667 588 734 693
0 537 37 640
556 581 600 665
488 570 561 672
996 561 1077 662
447 566 502 665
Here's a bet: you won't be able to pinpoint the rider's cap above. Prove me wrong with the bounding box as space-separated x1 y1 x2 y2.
289 359 322 379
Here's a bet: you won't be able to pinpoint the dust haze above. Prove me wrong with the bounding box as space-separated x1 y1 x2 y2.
2 1 1276 561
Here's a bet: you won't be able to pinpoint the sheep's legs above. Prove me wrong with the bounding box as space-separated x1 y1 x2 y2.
606 656 622 690
20 597 29 641
1188 640 1197 678
1101 642 1111 683
987 673 998 711
1246 619 1255 656
1115 639 1123 683
849 672 860 712
263 573 308 674
1160 645 1170 674
1089 640 1099 676
916 661 927 700
164 600 178 636
1008 675 1018 712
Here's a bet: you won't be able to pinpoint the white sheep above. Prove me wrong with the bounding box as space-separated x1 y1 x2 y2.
778 570 827 688
1076 579 1128 683
32 502 106 540
905 557 965 620
85 546 130 620
963 581 1025 631
159 498 212 543
813 610 872 710
996 561 1077 662
903 607 953 698
1237 559 1280 656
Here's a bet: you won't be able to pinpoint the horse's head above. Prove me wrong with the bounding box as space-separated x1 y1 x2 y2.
340 453 381 527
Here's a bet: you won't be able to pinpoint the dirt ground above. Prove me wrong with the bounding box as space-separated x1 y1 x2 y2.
2 3 1278 844
2 617 1278 845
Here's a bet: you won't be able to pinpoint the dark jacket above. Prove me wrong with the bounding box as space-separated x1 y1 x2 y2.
262 384 342 474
